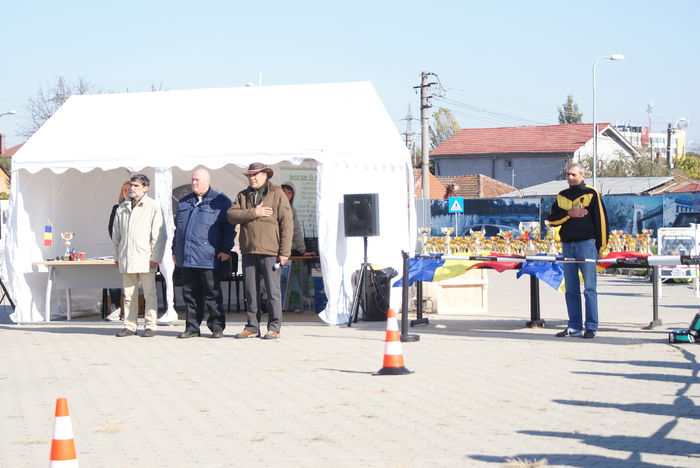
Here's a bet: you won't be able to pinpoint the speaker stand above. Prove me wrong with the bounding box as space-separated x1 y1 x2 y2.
0 276 15 311
347 236 379 327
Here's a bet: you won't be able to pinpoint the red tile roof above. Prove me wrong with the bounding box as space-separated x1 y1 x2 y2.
0 142 24 158
671 183 700 193
413 169 445 199
431 123 610 156
444 174 516 199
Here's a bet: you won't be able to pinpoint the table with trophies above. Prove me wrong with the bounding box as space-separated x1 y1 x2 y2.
33 232 122 321
397 223 699 341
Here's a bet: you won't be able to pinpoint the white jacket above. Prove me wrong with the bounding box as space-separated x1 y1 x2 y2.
112 195 166 274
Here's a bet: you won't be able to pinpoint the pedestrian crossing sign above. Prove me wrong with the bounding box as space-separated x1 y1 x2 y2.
448 196 464 213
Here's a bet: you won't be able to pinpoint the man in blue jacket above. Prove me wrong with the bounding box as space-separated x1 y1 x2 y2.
173 168 236 338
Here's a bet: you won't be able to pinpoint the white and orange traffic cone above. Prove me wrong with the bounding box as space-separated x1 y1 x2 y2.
374 308 413 375
49 398 78 467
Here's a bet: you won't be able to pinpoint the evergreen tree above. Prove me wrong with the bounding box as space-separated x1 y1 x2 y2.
557 95 582 124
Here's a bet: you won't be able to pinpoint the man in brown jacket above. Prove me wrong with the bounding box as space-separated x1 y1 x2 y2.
227 163 293 339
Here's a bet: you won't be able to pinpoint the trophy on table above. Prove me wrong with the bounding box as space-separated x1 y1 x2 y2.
519 221 540 255
610 230 624 252
441 226 454 256
418 227 431 256
640 229 654 254
499 229 514 255
60 232 75 259
469 228 485 253
544 221 559 255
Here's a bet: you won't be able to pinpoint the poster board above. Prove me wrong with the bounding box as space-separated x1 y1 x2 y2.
657 227 698 279
278 168 318 238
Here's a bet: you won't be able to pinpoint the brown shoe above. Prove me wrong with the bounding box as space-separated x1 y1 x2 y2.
234 330 259 339
262 331 280 340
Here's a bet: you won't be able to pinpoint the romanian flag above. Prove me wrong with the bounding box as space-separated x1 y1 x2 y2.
43 221 53 247
393 254 521 287
597 251 650 271
517 261 565 292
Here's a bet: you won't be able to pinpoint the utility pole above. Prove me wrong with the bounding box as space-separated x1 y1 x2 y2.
647 101 654 161
666 123 674 168
420 72 432 199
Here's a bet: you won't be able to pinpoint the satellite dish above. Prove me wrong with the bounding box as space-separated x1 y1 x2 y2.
675 118 688 130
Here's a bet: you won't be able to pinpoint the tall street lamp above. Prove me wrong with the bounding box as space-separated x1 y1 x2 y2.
0 110 17 118
592 54 624 188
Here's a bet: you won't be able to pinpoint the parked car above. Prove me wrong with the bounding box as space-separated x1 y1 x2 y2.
461 224 519 237
672 212 700 227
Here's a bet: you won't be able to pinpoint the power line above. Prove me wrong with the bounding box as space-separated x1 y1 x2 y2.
435 96 550 127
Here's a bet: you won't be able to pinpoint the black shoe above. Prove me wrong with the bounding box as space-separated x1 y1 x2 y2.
141 329 157 338
583 329 597 339
115 328 135 337
178 330 201 339
211 330 224 339
555 328 582 337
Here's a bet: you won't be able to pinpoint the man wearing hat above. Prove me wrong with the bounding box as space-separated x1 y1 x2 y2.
227 162 293 339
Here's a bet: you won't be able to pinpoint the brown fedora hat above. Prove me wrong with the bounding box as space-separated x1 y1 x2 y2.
243 162 273 177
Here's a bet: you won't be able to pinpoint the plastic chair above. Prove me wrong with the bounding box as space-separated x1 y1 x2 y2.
224 252 244 312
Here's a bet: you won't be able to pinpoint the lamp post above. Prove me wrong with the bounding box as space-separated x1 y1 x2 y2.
592 54 624 189
0 110 17 118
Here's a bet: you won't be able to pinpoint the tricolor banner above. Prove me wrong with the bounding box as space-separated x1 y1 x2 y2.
44 221 53 247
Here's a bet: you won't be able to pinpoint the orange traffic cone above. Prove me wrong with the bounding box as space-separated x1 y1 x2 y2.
374 308 413 375
49 398 78 467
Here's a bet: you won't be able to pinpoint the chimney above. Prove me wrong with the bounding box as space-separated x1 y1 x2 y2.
0 134 5 155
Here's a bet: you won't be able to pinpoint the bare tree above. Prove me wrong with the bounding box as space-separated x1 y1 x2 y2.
19 76 97 138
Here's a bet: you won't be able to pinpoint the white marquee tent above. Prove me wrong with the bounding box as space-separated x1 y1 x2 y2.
6 81 416 325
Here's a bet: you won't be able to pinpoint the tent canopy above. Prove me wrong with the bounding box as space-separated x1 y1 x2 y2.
7 81 416 324
15 81 403 173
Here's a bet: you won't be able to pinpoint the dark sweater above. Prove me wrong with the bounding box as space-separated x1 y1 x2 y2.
547 182 609 253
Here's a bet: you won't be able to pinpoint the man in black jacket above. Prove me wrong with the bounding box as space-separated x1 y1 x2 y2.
547 163 608 339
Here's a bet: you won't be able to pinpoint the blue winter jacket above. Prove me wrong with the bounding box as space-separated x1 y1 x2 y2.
173 188 236 269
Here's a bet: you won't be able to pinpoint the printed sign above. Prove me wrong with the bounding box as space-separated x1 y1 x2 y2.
278 168 318 237
448 196 464 214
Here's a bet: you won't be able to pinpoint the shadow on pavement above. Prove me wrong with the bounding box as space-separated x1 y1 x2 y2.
472 345 700 466
554 395 699 419
0 324 183 337
470 453 677 467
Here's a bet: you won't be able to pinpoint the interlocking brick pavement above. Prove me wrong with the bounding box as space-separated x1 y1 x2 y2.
0 273 698 467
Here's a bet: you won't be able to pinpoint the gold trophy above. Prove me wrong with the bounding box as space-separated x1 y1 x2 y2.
60 232 75 259
640 229 654 254
519 221 540 255
610 230 623 252
418 227 431 256
441 227 454 255
544 221 559 255
499 229 514 255
469 228 485 253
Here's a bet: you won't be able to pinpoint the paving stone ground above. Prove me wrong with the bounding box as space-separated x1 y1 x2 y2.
1 272 698 467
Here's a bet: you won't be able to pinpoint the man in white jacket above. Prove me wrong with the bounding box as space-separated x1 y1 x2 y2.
112 174 167 337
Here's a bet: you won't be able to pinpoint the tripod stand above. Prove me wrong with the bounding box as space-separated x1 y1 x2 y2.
347 236 385 326
0 276 15 311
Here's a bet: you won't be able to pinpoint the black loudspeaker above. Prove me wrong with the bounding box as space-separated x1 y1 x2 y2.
344 193 379 237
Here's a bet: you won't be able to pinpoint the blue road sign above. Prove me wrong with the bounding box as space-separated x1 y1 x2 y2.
448 196 464 213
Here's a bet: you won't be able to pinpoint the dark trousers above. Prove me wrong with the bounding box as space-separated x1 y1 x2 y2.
108 288 122 307
181 267 225 333
242 254 282 333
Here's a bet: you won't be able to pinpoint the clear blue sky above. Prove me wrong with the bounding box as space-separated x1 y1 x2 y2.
1 0 698 151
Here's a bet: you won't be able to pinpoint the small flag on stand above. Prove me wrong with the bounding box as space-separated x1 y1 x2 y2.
44 220 53 247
